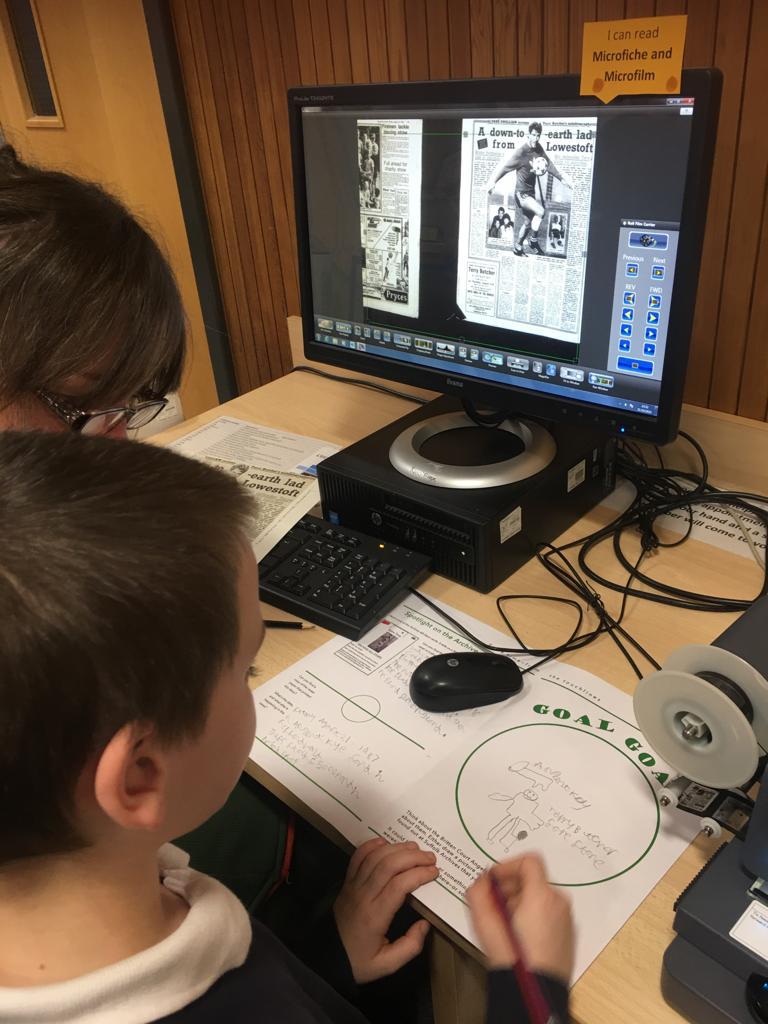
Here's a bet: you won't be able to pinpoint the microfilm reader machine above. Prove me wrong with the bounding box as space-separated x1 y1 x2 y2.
633 595 768 1024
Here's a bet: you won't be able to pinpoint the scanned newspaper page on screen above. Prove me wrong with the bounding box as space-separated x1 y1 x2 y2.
456 116 597 344
359 119 422 319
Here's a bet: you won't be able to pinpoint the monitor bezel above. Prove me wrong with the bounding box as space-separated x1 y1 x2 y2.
289 70 722 444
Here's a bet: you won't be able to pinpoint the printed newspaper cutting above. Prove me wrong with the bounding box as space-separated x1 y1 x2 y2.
456 116 598 345
358 119 422 319
206 458 316 559
170 417 340 562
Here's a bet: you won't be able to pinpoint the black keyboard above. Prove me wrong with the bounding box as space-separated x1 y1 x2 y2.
259 515 431 640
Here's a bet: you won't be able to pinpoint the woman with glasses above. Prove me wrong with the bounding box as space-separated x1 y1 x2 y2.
0 144 184 435
0 142 364 1003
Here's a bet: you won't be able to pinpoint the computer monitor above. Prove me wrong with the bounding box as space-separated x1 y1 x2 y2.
289 71 721 449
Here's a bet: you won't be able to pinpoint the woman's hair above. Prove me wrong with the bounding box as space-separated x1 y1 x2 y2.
0 144 186 408
502 214 512 227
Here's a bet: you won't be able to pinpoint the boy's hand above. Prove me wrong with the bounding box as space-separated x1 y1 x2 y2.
466 853 574 984
333 837 438 983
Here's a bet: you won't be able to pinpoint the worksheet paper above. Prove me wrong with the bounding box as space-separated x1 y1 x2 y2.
250 593 697 981
170 417 339 561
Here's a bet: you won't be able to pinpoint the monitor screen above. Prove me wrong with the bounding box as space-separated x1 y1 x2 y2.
290 72 721 443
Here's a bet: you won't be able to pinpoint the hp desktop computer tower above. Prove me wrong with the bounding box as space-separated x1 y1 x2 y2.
318 398 616 594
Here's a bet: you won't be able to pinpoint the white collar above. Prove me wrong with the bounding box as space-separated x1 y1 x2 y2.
0 845 252 1024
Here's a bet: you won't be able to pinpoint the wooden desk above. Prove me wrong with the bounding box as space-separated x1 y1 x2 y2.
156 371 768 1024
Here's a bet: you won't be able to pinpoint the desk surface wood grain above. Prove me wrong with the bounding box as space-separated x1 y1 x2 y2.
155 370 768 1024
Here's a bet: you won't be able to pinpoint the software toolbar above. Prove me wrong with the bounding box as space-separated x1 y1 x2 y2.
313 315 658 417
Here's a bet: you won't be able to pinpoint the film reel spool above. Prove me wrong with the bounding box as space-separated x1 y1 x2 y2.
633 644 768 789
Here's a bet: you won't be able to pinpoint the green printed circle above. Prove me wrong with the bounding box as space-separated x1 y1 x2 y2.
454 723 660 887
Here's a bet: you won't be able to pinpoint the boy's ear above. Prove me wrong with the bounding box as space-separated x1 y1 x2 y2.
93 723 168 832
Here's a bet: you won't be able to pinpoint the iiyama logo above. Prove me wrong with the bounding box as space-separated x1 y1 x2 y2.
296 94 334 102
446 378 465 388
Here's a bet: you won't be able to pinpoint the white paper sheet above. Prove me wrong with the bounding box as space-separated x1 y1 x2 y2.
250 593 696 979
170 417 340 560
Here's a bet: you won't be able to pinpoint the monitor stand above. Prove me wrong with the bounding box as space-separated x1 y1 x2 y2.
388 397 556 489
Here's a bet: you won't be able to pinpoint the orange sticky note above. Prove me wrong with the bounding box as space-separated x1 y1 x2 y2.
581 15 687 104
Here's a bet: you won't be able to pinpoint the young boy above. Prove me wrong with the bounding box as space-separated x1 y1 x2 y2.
0 432 573 1023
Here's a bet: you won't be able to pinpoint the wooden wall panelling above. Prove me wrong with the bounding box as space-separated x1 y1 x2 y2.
493 0 519 77
596 0 626 20
676 0 715 404
710 0 768 415
517 0 543 75
364 0 390 82
214 3 278 382
569 1 596 72
385 0 409 82
346 0 371 82
326 0 353 83
740 182 768 421
681 0 716 66
427 0 451 79
228 1 291 381
684 0 751 408
469 0 494 79
404 0 429 82
543 0 570 74
308 0 335 83
274 0 303 90
199 0 281 386
174 1 257 390
248 1 300 316
259 0 301 318
655 0 685 16
624 0 656 19
447 0 472 79
292 0 318 82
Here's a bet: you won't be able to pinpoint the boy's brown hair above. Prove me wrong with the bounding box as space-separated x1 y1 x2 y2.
0 144 185 408
0 432 253 865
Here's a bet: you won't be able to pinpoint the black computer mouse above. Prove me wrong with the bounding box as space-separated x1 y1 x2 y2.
409 652 523 712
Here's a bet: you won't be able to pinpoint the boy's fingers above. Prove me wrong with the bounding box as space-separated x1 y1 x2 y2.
355 841 428 887
352 840 404 885
516 853 548 886
491 853 546 901
376 863 440 917
371 919 431 977
347 837 387 881
366 848 437 896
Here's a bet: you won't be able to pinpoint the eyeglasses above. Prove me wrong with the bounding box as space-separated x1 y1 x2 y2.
35 389 168 436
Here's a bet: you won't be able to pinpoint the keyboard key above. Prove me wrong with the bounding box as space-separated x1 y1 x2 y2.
259 515 431 640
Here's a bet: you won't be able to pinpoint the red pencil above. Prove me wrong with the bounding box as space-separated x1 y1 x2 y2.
489 870 553 1024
